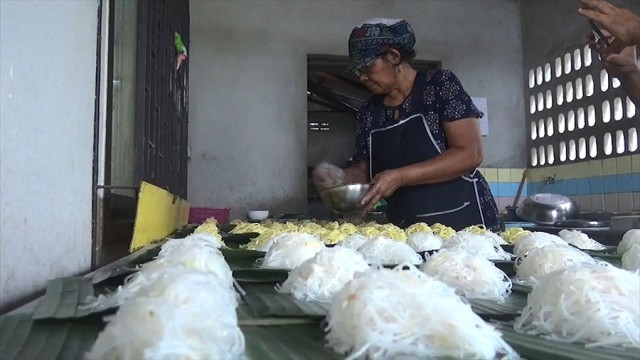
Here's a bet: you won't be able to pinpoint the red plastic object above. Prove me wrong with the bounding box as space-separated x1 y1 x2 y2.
189 207 230 224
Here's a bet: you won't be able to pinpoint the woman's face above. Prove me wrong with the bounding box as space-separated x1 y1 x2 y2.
356 51 400 95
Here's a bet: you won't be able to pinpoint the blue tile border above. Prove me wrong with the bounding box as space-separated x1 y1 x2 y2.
618 174 633 193
528 172 640 196
602 175 617 194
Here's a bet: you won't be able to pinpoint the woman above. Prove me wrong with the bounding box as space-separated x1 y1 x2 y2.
313 18 503 232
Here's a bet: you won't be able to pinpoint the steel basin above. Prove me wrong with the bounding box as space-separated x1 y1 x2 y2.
516 193 579 225
320 184 370 214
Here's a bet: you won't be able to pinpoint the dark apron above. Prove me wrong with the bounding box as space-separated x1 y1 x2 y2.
370 114 485 230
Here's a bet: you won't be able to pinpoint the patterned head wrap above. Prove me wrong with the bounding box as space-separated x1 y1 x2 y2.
347 18 416 72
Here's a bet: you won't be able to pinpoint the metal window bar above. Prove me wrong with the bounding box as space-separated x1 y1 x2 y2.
135 0 189 197
525 47 639 168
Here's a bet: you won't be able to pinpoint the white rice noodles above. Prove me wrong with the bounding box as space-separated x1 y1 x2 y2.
326 266 517 359
515 244 596 282
442 232 512 260
165 232 224 248
420 250 512 302
259 234 325 269
86 243 232 310
558 229 606 250
514 264 640 348
337 233 370 250
622 244 640 272
253 232 307 253
407 232 444 252
618 229 640 255
277 247 369 303
462 225 508 245
513 232 566 257
357 236 422 265
484 231 508 245
87 269 244 360
155 244 233 285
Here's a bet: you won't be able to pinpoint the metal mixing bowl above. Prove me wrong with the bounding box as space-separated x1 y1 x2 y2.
320 184 370 214
515 193 579 225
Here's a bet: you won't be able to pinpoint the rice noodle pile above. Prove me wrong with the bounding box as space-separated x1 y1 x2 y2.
441 232 512 260
85 240 232 310
326 266 517 359
337 233 370 250
357 236 422 265
259 234 325 269
404 222 432 236
165 232 224 248
515 244 596 282
513 232 566 257
407 232 444 252
86 269 244 360
431 223 456 239
420 250 512 302
500 228 532 244
277 247 369 303
462 225 508 245
618 229 640 255
514 264 640 348
558 229 606 250
622 244 640 272
252 232 304 252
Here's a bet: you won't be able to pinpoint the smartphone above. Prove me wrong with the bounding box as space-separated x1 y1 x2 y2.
589 20 610 47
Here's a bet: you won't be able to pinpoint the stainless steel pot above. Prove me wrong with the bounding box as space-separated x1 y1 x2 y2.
320 184 370 214
515 193 579 225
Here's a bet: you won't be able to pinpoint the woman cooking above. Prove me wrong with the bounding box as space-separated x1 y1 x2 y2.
313 18 504 232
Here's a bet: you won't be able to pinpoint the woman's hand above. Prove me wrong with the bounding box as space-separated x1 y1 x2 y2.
600 46 639 79
578 0 640 53
360 169 405 212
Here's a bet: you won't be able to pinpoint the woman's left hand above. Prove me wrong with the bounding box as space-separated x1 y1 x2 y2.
360 169 405 212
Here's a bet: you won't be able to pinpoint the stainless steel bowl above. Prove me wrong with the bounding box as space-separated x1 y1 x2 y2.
320 184 370 214
516 193 579 225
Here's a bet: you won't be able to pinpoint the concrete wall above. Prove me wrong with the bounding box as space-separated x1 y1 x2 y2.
520 0 640 211
307 112 356 167
0 0 97 311
188 0 525 219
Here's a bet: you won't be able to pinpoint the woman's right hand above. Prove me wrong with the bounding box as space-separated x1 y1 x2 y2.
588 29 638 79
312 162 346 190
578 0 640 53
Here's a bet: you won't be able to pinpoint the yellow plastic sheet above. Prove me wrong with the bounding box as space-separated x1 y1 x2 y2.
129 181 189 252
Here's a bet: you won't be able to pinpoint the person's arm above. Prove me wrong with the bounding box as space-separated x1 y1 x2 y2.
344 161 369 184
578 0 640 52
616 57 640 107
589 27 640 107
360 117 483 211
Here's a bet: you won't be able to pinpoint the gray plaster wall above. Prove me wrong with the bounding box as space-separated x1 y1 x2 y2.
189 0 526 219
307 112 356 167
0 0 97 311
520 0 640 72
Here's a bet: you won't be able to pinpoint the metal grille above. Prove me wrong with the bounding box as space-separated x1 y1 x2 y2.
526 46 639 168
135 0 189 197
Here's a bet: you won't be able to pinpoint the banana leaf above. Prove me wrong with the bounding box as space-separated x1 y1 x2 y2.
494 322 640 360
233 269 289 283
32 277 99 320
511 282 533 294
0 314 103 360
467 292 527 319
242 284 329 318
592 254 623 268
242 322 341 360
492 260 516 276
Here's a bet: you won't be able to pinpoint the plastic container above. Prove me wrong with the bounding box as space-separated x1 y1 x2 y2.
189 207 230 224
